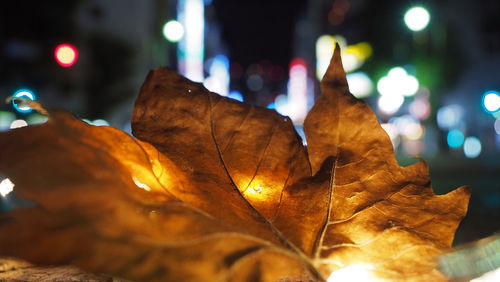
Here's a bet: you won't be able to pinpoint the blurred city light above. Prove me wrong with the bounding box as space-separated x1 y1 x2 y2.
315 35 372 79
447 129 465 148
228 90 243 102
178 0 204 82
9 119 28 129
0 111 16 131
464 136 482 158
26 113 48 125
404 7 430 31
0 178 14 197
54 43 78 67
163 20 184 42
381 123 400 148
92 119 109 126
495 119 500 134
203 54 230 95
377 67 419 97
246 74 263 91
273 94 289 116
409 98 431 120
12 89 36 113
346 72 373 98
403 122 424 140
287 58 308 124
482 91 500 113
437 104 464 130
378 94 404 114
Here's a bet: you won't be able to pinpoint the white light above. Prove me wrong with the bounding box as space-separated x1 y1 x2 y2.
495 119 500 134
9 119 28 129
404 7 430 31
471 267 500 282
483 91 500 113
437 104 464 129
163 20 184 42
378 94 404 114
346 72 373 98
132 176 151 191
92 119 109 126
178 0 204 82
377 67 419 97
327 264 379 282
464 137 482 158
0 178 14 197
204 54 230 96
287 59 308 124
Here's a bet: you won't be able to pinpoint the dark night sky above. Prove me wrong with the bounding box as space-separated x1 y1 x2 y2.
212 0 306 68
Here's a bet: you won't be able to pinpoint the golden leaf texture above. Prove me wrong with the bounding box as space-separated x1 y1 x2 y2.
0 45 470 281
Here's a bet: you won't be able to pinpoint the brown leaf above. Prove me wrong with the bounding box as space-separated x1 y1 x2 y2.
0 45 470 281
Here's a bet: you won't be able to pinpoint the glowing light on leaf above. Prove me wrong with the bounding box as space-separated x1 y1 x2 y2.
327 264 379 282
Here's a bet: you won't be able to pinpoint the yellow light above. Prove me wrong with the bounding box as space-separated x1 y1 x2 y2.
0 178 14 197
327 264 380 282
252 186 262 194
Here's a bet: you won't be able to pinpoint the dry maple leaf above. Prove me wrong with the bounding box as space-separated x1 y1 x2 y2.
0 45 470 281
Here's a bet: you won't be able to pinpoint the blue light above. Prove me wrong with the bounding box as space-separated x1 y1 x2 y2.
463 136 481 158
267 103 276 109
447 129 465 148
228 90 243 102
12 89 36 113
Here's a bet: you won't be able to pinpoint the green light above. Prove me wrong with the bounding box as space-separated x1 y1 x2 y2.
163 20 184 42
404 7 430 31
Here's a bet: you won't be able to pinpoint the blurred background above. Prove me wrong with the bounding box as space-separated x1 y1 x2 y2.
0 0 499 246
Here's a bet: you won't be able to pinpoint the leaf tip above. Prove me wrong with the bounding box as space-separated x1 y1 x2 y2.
321 43 348 89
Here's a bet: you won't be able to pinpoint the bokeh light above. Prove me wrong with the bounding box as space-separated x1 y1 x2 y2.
378 94 404 114
54 43 78 67
163 20 184 42
404 7 430 31
464 136 482 158
495 119 500 134
0 111 16 131
228 90 244 102
346 72 373 98
409 98 431 120
12 89 36 113
482 91 500 113
437 104 464 130
9 119 28 129
447 129 465 148
246 74 263 91
377 67 419 97
0 178 14 197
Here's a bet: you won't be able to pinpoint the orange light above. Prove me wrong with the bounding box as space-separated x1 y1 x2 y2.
55 43 78 67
